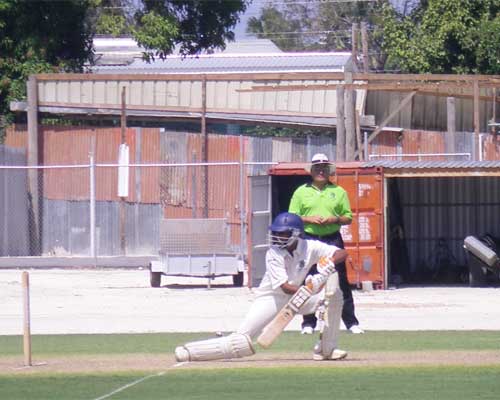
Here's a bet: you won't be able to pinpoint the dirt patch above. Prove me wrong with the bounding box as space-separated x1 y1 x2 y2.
2 351 500 375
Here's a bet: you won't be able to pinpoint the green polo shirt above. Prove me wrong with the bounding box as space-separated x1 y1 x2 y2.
289 183 352 236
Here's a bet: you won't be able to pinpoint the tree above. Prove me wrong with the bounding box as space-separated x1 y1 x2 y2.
0 0 94 136
0 0 249 139
135 0 250 60
381 0 500 73
92 0 134 36
246 0 389 70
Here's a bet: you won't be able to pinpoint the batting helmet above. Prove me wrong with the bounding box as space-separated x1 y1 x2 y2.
269 212 304 248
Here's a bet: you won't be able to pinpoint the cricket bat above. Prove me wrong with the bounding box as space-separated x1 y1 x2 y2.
257 283 313 348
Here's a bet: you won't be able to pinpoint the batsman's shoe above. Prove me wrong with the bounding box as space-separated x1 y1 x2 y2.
301 326 314 335
313 348 348 361
348 325 365 334
175 346 190 362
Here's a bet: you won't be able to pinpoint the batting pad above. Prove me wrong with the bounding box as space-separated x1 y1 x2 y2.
175 333 255 362
318 273 343 357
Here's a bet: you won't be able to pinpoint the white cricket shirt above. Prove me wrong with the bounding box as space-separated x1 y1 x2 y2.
256 238 340 296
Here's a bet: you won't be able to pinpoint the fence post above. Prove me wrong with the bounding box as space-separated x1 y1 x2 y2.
89 149 96 258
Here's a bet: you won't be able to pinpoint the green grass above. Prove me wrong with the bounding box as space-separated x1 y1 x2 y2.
1 367 500 400
1 330 499 356
1 332 499 399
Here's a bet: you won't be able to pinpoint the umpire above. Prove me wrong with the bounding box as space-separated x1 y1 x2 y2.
289 153 364 334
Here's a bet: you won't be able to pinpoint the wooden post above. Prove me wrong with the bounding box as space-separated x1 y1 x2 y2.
120 87 126 253
134 127 142 251
121 87 126 143
22 271 32 367
201 76 208 218
474 79 480 161
344 72 356 161
27 76 40 256
446 97 456 158
361 21 369 73
90 136 96 258
351 23 359 68
355 111 363 161
191 151 197 218
356 91 417 159
336 85 346 162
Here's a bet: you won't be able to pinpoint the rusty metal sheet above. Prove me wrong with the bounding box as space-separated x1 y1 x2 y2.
483 134 500 160
402 130 446 160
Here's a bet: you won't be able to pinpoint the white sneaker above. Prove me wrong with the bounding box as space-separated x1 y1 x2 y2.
301 326 314 335
313 348 348 361
348 325 365 334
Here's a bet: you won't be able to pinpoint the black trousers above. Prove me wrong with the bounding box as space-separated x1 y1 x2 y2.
302 231 360 330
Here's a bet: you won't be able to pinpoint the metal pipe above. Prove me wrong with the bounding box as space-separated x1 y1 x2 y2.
368 153 472 160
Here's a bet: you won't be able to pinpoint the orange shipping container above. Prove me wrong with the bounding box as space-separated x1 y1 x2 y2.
248 162 385 289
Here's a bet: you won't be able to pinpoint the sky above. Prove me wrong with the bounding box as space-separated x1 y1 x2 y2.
233 0 418 39
234 0 263 39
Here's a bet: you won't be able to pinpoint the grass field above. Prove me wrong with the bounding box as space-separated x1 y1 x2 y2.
1 331 500 400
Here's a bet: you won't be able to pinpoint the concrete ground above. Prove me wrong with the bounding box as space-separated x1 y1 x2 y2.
1 269 500 335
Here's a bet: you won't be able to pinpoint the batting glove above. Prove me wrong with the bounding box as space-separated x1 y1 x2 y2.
317 256 336 276
305 274 327 294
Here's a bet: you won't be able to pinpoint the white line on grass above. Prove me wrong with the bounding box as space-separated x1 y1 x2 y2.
92 362 188 400
92 371 166 400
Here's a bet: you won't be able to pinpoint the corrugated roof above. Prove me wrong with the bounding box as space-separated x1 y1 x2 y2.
94 52 352 74
219 39 281 54
362 160 500 169
92 38 282 66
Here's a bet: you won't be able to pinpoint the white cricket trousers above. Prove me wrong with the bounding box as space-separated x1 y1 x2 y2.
236 291 324 339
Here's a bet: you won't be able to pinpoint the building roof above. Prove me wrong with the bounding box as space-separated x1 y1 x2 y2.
362 160 500 169
93 51 353 74
92 37 282 67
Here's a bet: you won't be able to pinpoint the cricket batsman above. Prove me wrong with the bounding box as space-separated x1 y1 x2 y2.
174 212 348 362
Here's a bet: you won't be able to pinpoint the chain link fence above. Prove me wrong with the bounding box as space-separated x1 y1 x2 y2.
0 160 276 261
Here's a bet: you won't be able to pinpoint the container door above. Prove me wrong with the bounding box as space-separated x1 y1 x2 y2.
248 175 272 287
336 168 385 288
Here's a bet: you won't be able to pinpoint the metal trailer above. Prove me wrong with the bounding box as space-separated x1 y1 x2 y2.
149 218 244 288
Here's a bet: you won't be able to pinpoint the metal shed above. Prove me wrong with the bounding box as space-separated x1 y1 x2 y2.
367 160 500 287
248 160 500 289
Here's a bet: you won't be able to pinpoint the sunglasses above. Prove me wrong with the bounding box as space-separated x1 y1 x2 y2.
311 164 330 174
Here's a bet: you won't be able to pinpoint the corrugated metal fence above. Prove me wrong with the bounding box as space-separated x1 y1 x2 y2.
1 125 338 257
1 124 499 259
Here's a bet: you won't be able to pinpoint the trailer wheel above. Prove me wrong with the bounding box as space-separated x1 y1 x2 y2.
150 270 162 288
232 271 244 287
